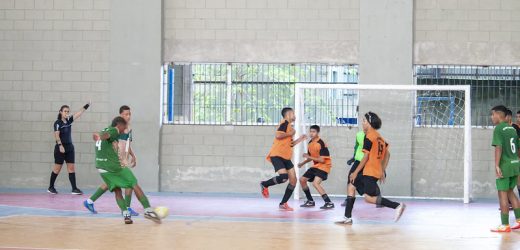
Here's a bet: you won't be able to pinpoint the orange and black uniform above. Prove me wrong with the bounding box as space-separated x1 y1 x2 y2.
266 119 295 171
302 137 332 181
352 128 388 197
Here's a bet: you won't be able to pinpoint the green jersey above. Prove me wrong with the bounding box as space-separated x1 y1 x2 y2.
492 122 520 178
95 126 122 173
354 131 365 161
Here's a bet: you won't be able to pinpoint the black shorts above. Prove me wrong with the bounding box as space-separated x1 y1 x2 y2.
302 168 328 182
353 175 380 197
271 156 294 172
54 144 75 164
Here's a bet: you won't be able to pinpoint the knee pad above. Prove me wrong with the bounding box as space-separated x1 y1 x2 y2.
275 173 289 184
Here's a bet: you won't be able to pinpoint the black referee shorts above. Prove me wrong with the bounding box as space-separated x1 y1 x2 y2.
54 143 75 164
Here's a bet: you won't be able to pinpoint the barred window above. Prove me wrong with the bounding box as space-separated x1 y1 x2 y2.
162 63 359 125
415 65 520 127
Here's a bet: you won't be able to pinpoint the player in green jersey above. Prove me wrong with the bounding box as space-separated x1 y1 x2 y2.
490 105 520 232
91 116 160 224
341 130 365 207
83 106 140 216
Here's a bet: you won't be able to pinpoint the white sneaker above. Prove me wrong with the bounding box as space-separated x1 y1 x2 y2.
394 203 406 222
335 217 353 225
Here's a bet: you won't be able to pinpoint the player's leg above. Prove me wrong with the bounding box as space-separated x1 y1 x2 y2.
337 183 357 225
260 157 290 198
83 183 109 214
507 176 520 230
299 169 315 207
132 184 161 223
66 162 82 195
492 177 515 232
64 145 82 194
125 188 139 216
48 145 64 194
114 188 132 224
313 176 334 209
279 162 297 211
342 161 359 207
363 177 405 222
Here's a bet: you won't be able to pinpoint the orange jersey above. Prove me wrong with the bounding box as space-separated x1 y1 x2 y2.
362 129 388 178
307 137 332 173
266 119 294 161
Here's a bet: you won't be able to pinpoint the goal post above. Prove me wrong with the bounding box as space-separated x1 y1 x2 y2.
293 84 472 204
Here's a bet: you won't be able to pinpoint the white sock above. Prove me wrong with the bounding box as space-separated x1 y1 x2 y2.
122 210 130 216
87 199 93 204
144 207 153 213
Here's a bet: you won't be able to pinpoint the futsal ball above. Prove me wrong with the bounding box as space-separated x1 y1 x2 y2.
154 206 169 219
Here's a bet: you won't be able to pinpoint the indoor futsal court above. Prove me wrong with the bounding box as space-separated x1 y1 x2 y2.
1 0 520 250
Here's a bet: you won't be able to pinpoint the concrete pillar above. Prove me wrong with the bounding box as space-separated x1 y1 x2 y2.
359 0 414 196
110 0 162 190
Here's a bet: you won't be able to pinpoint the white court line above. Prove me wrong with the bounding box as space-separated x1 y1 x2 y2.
0 247 80 250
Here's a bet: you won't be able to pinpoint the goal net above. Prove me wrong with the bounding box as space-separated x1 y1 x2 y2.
293 84 472 203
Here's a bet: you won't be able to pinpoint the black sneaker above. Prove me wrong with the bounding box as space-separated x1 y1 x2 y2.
71 188 83 195
320 202 335 209
47 187 58 194
300 200 315 207
144 211 162 224
124 214 133 224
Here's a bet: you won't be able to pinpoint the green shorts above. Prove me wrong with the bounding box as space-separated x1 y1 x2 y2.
496 175 518 191
99 168 138 192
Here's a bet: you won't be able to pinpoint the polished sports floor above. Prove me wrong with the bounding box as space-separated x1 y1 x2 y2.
0 190 518 250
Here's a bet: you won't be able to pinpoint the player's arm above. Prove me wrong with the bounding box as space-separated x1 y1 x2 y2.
291 134 307 146
303 154 324 163
494 146 503 178
297 158 312 168
129 145 137 167
53 122 65 153
72 101 91 120
275 121 294 139
382 148 391 171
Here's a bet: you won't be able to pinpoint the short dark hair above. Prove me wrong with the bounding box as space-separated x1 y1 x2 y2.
517 110 520 115
506 109 513 117
365 111 382 130
281 107 293 117
111 116 127 127
310 125 320 133
491 105 507 115
119 105 130 114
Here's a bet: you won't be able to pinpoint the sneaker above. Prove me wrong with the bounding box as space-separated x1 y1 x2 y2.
279 203 294 211
124 214 133 224
335 217 353 225
83 200 97 214
490 225 511 233
144 211 162 224
300 200 315 208
260 183 269 199
511 220 520 230
71 188 83 195
341 199 347 207
128 207 139 217
320 202 335 210
47 187 58 195
394 203 406 222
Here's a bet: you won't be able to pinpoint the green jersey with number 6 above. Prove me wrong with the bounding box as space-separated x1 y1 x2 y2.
95 126 122 173
492 121 520 178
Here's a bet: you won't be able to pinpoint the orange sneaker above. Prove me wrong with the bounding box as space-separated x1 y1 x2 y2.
490 225 511 233
260 183 269 198
279 203 294 211
511 220 520 230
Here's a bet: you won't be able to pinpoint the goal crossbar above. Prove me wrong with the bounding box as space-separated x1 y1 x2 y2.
293 84 472 203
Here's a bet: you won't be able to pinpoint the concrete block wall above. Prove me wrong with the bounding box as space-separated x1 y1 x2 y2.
415 0 520 65
160 125 359 195
0 0 111 189
162 125 499 199
163 0 360 63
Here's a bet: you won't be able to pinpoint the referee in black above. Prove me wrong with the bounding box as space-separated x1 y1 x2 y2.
48 101 90 195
